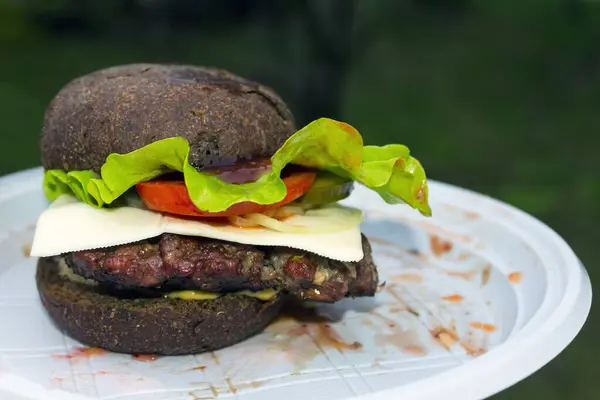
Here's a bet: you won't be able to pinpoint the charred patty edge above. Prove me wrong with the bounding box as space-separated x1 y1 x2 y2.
63 233 378 302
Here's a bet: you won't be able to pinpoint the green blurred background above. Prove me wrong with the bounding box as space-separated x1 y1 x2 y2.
0 0 597 398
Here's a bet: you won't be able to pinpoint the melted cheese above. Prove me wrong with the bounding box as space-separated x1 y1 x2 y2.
234 288 279 301
165 288 279 301
165 291 220 300
56 257 98 286
30 195 364 262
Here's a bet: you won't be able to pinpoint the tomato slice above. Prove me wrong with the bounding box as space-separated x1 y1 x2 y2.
136 171 316 217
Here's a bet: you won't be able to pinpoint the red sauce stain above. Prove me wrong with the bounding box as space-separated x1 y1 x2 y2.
446 270 475 280
441 294 464 303
22 244 31 258
186 365 207 372
132 353 160 362
418 221 473 243
188 390 214 400
51 347 106 360
265 299 358 372
391 273 423 283
268 304 362 371
481 264 492 285
268 299 330 328
94 371 117 376
444 204 481 220
465 211 480 220
374 328 425 355
469 322 497 332
508 272 523 284
430 326 459 350
461 341 486 357
290 323 362 353
225 377 238 394
430 235 453 256
403 345 427 355
50 377 64 385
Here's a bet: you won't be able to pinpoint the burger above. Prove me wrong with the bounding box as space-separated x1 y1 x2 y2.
30 64 431 355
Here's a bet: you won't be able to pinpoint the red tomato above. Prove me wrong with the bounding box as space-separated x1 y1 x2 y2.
136 171 316 217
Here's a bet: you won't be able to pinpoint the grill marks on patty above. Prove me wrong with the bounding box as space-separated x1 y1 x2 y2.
65 234 378 302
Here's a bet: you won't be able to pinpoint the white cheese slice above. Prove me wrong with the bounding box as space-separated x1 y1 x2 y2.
30 195 364 262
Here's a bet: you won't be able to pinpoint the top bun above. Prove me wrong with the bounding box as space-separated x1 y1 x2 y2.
40 64 296 172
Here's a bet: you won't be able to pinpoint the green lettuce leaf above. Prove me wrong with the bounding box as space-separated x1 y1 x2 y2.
43 118 431 216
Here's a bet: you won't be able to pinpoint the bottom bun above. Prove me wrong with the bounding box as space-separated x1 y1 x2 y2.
35 257 285 355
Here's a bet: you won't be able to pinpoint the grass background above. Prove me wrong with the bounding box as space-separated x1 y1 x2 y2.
0 1 598 398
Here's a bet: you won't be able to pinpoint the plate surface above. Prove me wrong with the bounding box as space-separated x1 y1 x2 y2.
0 167 592 400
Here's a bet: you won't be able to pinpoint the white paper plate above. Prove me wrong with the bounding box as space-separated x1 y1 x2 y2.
0 167 591 400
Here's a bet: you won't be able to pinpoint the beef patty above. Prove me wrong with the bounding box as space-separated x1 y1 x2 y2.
65 233 377 302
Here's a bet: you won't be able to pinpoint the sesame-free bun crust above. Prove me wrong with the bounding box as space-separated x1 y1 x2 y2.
41 64 296 172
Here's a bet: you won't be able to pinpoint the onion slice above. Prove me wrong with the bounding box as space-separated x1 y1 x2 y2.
228 204 362 234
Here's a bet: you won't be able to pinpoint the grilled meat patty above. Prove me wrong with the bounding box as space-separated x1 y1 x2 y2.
65 233 377 302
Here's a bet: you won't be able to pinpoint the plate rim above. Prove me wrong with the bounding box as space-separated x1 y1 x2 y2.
0 167 593 400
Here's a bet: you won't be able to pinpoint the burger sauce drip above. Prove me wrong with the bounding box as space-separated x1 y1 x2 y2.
132 353 160 362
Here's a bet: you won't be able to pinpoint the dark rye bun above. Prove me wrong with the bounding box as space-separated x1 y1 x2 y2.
36 257 285 355
40 63 296 173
